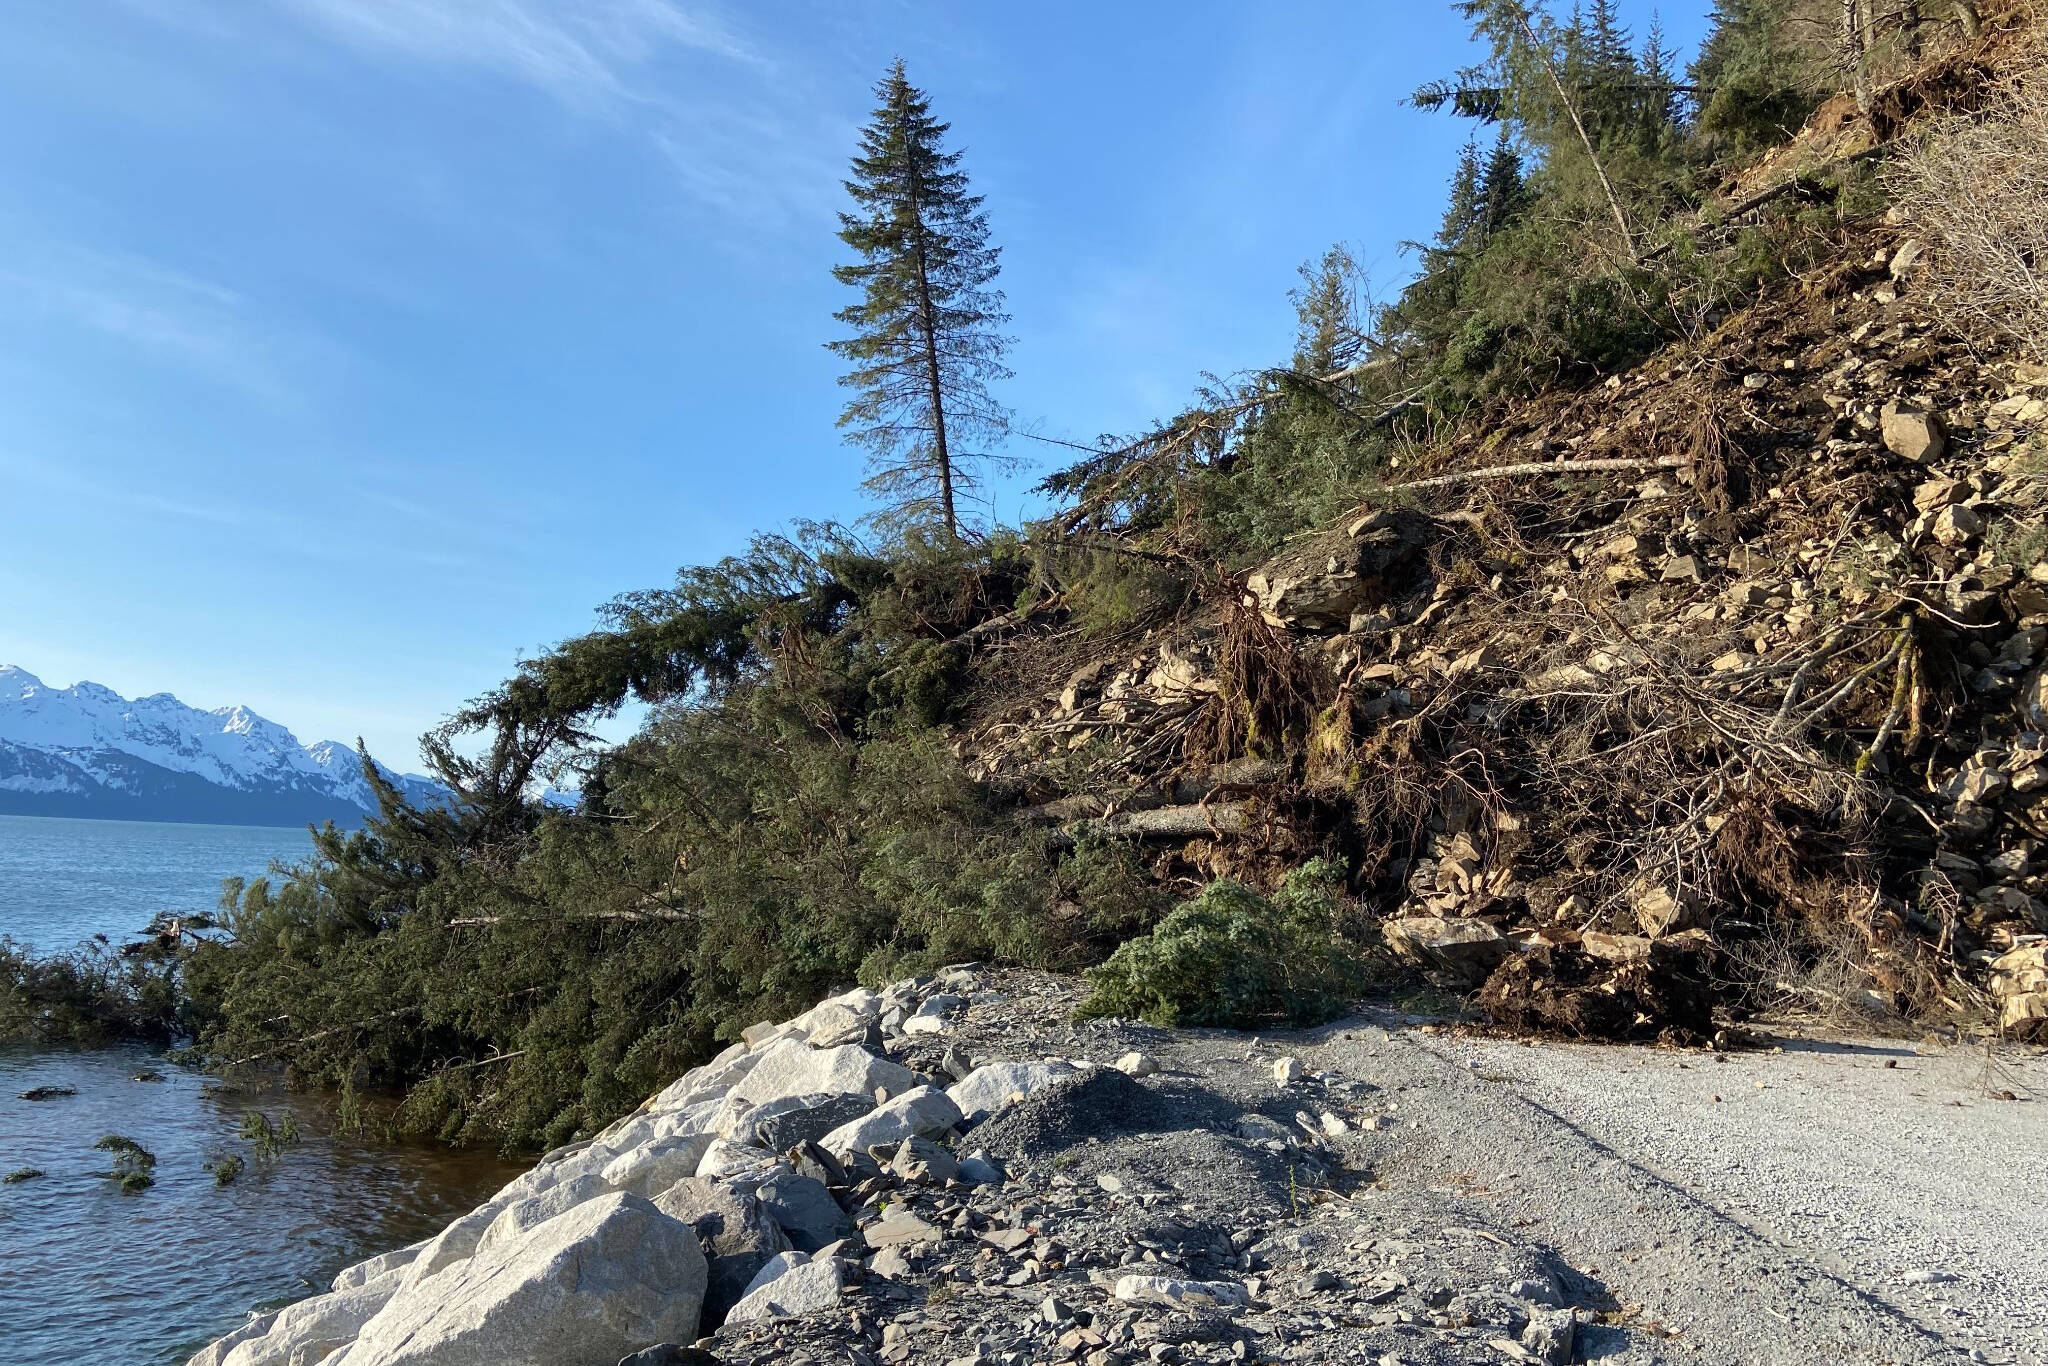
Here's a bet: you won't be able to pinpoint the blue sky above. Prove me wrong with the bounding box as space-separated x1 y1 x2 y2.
0 0 1709 769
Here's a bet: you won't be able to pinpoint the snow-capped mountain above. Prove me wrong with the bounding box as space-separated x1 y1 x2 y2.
0 666 444 827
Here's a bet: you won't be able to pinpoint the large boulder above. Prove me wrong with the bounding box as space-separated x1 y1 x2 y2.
397 1202 506 1292
220 1271 405 1366
338 1193 705 1366
599 1133 717 1197
945 1061 1079 1123
723 1255 847 1324
746 1092 875 1153
730 1041 918 1108
1381 915 1512 983
818 1086 962 1158
1245 511 1434 631
753 1171 854 1252
653 1178 791 1328
475 1174 610 1256
331 1239 427 1293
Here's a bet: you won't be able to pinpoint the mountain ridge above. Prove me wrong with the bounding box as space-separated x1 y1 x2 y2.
0 665 442 827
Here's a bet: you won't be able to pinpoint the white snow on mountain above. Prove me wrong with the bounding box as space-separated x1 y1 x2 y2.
0 665 440 818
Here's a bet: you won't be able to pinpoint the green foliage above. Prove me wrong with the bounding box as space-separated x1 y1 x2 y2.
1076 860 1363 1029
169 523 1164 1153
830 61 1013 540
4 1168 44 1184
238 1110 301 1161
94 1134 157 1193
0 936 184 1047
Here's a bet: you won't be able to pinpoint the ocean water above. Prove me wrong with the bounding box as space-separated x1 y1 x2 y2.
0 814 521 1366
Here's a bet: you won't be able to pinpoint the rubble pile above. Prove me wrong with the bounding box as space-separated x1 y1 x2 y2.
968 221 2048 1042
192 969 1663 1366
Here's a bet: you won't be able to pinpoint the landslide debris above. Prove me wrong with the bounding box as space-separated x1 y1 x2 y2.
967 172 2048 1046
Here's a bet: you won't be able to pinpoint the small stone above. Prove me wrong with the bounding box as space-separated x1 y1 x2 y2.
869 1245 914 1278
1881 403 1948 462
1933 504 1983 547
1660 554 1709 584
1272 1056 1304 1085
1305 1268 1340 1292
1901 1268 1958 1285
1115 1052 1160 1077
1521 1307 1576 1365
1114 1275 1251 1310
865 1212 943 1247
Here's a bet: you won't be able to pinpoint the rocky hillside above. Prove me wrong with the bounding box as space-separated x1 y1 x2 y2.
185 967 2045 1366
956 40 2048 1047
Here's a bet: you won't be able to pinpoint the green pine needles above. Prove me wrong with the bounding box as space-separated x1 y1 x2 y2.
830 61 1013 542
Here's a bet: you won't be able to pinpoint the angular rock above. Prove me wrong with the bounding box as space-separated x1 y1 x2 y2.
723 1255 846 1323
477 1175 611 1256
600 1133 717 1198
653 1178 791 1328
218 1272 403 1366
1250 511 1435 630
945 1061 1080 1123
818 1085 962 1157
331 1239 427 1294
1112 1276 1250 1311
341 1193 705 1366
883 1134 960 1185
1114 1052 1160 1078
1522 1307 1577 1365
1881 403 1948 462
957 1150 1005 1186
864 1211 943 1247
694 1139 777 1181
730 1040 918 1109
745 1091 876 1153
1381 915 1511 982
754 1171 855 1252
398 1202 505 1292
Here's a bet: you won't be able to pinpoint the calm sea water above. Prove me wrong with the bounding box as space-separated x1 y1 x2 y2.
0 814 522 1366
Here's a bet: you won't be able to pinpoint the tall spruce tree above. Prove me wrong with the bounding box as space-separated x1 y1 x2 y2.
829 61 1012 543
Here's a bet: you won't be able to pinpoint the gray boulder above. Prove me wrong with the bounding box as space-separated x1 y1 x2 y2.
330 1239 427 1293
599 1133 716 1197
730 1040 917 1108
339 1193 705 1366
219 1271 405 1366
476 1174 610 1255
397 1202 505 1292
652 1178 791 1328
723 1255 846 1323
818 1085 962 1158
754 1171 854 1252
748 1092 875 1153
945 1060 1078 1123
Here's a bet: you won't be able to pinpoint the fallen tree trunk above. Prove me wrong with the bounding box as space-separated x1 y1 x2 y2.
1045 801 1252 846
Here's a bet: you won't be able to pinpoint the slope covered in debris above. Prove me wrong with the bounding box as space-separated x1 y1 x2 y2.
963 28 2048 1047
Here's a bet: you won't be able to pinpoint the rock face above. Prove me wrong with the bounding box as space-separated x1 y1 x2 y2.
338 1194 704 1366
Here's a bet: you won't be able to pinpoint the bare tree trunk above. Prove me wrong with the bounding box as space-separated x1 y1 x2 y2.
1513 3 1639 262
911 229 958 542
1843 0 1874 118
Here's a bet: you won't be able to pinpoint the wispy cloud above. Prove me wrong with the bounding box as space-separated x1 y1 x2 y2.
0 245 299 400
274 0 767 108
263 0 842 238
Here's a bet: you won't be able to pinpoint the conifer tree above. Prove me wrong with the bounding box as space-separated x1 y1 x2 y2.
829 61 1012 543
